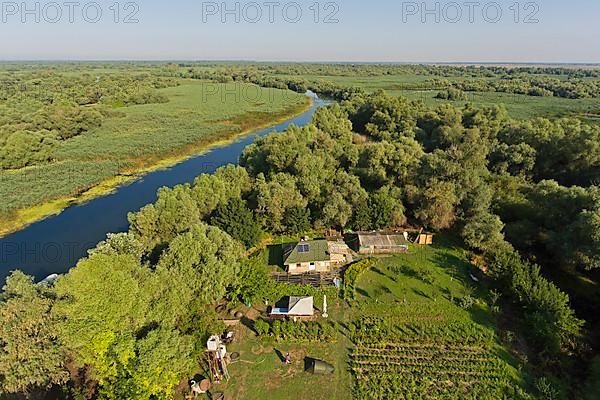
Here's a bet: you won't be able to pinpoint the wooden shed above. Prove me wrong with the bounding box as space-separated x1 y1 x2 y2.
416 233 434 245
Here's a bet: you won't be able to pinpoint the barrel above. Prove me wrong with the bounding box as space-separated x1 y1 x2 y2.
199 379 210 392
309 359 335 375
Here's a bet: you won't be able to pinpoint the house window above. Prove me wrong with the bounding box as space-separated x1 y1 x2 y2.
309 262 316 270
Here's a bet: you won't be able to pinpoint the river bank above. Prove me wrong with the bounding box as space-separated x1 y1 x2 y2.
0 96 313 239
0 97 329 281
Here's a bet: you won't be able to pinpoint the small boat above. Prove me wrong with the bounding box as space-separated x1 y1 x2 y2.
39 274 59 285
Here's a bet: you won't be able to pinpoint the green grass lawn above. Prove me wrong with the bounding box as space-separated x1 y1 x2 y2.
346 239 524 398
349 238 495 324
215 322 353 400
208 238 528 399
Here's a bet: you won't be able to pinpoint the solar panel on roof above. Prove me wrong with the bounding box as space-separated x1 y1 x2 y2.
298 244 310 253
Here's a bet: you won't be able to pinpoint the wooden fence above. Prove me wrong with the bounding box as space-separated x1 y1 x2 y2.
271 271 338 287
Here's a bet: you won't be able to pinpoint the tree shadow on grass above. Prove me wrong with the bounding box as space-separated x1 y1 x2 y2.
390 264 420 280
380 285 392 295
336 321 351 337
241 316 256 333
475 305 497 328
430 234 466 252
412 288 432 300
432 252 471 286
274 349 286 364
431 252 496 318
355 288 370 299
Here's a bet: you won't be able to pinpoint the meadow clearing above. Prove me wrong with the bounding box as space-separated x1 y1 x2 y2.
200 238 526 400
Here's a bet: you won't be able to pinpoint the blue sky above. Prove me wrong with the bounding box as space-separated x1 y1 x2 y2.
0 0 598 62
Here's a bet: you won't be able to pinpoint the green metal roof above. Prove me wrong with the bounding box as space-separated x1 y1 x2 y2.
283 240 330 265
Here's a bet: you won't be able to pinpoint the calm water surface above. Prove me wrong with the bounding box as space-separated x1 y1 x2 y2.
0 97 331 282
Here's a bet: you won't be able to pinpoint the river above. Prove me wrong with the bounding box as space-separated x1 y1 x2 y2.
0 96 331 282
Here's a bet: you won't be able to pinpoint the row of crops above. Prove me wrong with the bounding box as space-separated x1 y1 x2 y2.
350 340 519 399
349 317 497 346
347 318 523 399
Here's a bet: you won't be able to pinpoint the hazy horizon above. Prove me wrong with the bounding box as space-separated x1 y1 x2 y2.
1 0 599 63
1 60 599 66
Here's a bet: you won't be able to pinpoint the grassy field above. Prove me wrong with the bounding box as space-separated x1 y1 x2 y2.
204 238 527 399
0 81 309 237
214 320 353 400
346 240 522 399
398 89 600 121
277 72 600 121
55 80 307 163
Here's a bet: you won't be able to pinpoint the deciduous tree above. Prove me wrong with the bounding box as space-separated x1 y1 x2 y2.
0 271 68 395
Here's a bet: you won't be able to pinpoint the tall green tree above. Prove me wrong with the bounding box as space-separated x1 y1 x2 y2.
488 250 583 355
0 131 56 169
283 206 312 235
369 186 406 229
461 212 511 255
211 197 261 248
128 185 200 251
191 165 252 216
97 329 194 400
254 173 307 233
0 271 68 396
53 254 152 368
414 179 458 230
88 232 145 261
53 253 198 397
312 103 353 138
350 198 372 231
321 192 353 229
156 223 244 310
351 90 422 141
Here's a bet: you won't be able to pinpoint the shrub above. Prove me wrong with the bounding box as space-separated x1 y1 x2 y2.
435 88 467 101
457 295 475 309
271 320 281 337
487 249 583 355
274 321 336 343
254 319 270 336
343 258 377 301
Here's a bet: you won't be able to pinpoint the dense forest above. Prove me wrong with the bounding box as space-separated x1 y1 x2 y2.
0 70 177 170
1 73 599 398
1 63 600 398
1 62 595 174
